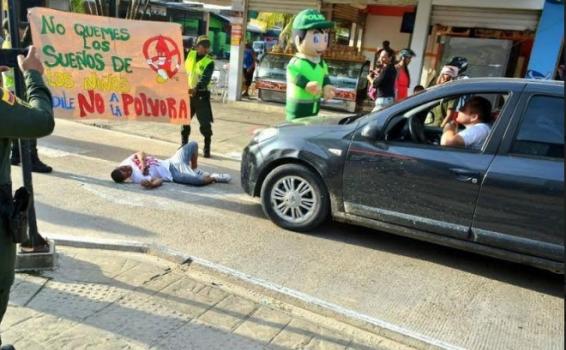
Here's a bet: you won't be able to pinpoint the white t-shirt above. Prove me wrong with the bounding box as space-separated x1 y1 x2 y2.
120 155 173 184
459 123 491 150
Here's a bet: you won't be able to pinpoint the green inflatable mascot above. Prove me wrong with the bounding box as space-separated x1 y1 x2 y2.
286 9 335 121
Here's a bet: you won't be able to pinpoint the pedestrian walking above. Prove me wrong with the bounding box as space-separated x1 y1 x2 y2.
2 19 53 173
242 43 256 98
0 46 55 350
368 48 397 112
395 48 416 101
181 35 215 158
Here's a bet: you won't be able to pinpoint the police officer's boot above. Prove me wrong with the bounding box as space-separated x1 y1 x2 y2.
203 137 211 158
1 344 16 350
10 140 19 166
30 141 52 173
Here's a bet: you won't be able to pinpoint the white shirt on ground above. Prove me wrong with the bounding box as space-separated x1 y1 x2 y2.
458 123 491 150
120 155 173 184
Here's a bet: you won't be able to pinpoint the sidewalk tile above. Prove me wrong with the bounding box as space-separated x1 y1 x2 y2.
9 274 49 306
45 323 146 350
195 284 229 304
197 294 258 331
141 271 189 294
26 281 126 321
2 313 78 346
147 276 213 318
306 328 351 350
233 306 292 343
112 260 171 286
85 290 189 346
151 320 268 350
269 318 321 349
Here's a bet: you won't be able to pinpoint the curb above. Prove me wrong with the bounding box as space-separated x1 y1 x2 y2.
45 234 463 350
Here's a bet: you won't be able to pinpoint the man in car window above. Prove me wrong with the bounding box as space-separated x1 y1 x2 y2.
441 96 493 150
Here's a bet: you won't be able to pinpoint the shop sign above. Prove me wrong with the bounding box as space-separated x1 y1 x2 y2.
29 8 189 124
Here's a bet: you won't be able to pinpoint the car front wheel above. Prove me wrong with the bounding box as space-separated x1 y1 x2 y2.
260 164 329 232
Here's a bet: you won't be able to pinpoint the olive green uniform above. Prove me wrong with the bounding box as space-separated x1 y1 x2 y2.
0 70 54 344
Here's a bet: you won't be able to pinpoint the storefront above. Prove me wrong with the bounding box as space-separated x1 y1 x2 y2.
256 49 370 112
251 4 370 112
407 0 549 89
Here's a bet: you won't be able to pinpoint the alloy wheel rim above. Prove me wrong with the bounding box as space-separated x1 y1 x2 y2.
271 176 317 224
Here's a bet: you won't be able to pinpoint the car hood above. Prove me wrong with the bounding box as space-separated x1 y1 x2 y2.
277 114 359 128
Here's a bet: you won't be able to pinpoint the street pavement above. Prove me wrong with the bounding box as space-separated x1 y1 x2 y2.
6 100 563 350
5 246 403 350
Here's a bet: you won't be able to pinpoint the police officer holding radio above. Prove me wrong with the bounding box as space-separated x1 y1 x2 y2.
0 46 54 350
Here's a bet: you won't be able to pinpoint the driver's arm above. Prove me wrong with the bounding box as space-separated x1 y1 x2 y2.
441 122 465 147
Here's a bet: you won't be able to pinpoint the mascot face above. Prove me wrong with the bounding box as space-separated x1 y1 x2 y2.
295 29 329 58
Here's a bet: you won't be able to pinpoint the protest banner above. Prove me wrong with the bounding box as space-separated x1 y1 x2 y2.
28 8 189 124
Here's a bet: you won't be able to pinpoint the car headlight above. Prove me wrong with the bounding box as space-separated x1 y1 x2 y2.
253 127 279 143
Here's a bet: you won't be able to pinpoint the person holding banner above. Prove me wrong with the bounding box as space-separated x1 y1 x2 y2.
2 19 53 173
182 35 215 158
0 46 55 350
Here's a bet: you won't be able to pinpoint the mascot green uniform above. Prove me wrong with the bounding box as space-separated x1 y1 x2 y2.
286 9 335 121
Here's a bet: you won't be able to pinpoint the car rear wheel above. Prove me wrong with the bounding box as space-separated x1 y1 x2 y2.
260 164 329 232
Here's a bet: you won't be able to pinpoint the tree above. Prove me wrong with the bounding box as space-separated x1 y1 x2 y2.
256 12 293 29
70 0 151 19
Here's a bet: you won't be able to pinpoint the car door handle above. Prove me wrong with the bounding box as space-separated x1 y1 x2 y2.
450 168 480 184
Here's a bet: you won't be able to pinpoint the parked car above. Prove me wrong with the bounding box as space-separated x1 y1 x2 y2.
241 78 564 273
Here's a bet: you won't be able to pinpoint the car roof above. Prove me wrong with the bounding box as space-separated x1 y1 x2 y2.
449 77 564 88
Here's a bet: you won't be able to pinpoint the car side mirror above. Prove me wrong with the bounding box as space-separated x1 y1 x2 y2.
360 122 384 141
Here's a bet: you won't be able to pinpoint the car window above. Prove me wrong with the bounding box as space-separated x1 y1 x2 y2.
510 95 564 159
385 92 509 152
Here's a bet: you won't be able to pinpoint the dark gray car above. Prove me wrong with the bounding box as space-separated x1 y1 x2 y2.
241 78 564 273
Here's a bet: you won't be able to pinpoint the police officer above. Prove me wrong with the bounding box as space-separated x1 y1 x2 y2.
182 35 214 158
2 19 52 173
0 46 54 350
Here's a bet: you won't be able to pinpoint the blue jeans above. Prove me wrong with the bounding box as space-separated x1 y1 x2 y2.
168 142 208 186
372 97 394 112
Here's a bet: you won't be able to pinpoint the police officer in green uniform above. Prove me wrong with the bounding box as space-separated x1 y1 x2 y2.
0 47 54 350
2 19 52 173
286 9 336 121
182 35 214 158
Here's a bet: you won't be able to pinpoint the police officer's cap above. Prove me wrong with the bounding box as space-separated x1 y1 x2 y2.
196 35 211 48
292 9 334 30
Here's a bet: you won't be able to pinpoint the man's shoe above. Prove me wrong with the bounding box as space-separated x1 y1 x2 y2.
10 157 20 166
211 173 231 183
31 160 53 173
203 147 211 158
1 344 16 350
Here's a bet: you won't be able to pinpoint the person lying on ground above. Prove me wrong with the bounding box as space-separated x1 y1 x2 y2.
110 141 231 189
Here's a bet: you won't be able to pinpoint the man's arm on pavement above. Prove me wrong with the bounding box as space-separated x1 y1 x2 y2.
141 177 163 189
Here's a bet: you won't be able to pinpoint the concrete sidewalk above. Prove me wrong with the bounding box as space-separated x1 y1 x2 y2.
3 246 410 350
